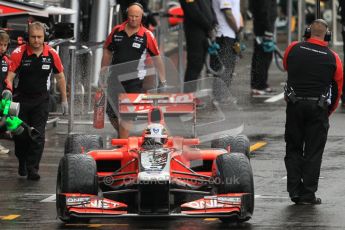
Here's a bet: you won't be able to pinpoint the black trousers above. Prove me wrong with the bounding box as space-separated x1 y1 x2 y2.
210 36 236 100
13 93 49 172
183 24 208 91
284 100 329 199
106 78 143 130
250 40 273 90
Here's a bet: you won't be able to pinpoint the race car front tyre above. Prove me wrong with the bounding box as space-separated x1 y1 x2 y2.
231 134 250 159
216 152 254 222
211 135 236 151
64 134 103 155
56 154 98 222
212 134 251 159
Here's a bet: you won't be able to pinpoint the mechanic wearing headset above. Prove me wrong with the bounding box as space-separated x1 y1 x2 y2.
4 21 68 180
101 2 166 139
118 0 157 29
283 19 343 205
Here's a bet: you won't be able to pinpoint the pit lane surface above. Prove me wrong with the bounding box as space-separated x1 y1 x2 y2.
1 103 345 229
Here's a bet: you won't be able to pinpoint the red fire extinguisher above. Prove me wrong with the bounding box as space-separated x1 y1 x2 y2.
93 89 105 129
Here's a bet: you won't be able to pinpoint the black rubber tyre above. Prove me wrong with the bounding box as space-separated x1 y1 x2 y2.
211 135 236 151
56 154 98 222
64 134 103 155
216 152 254 223
231 134 250 158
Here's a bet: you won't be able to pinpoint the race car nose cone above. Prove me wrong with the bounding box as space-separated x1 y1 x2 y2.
138 171 170 183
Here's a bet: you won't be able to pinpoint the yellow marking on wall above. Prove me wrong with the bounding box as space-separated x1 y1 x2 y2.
250 141 267 152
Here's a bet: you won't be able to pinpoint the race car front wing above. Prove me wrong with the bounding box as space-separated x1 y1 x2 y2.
59 192 252 219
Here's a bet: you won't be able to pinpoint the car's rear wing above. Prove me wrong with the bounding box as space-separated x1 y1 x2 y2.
118 93 195 115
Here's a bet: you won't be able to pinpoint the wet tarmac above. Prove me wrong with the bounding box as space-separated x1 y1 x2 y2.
1 43 345 230
1 100 345 229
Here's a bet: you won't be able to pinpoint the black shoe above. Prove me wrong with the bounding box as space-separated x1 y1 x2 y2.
291 196 300 204
18 161 27 176
297 197 322 205
27 170 40 181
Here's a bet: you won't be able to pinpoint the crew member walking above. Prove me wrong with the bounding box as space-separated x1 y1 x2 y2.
179 0 217 87
283 19 343 204
101 2 166 138
4 22 68 180
250 0 277 96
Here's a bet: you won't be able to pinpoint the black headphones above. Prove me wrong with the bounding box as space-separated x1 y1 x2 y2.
26 21 50 42
126 2 144 15
304 19 332 42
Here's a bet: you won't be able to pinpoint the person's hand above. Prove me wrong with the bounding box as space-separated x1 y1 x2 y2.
61 101 68 115
262 31 276 53
208 41 220 55
157 80 175 93
98 67 109 89
158 80 168 88
1 89 12 101
208 28 217 41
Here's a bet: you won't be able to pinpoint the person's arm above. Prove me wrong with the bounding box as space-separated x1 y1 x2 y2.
145 31 166 84
222 8 239 34
265 0 277 34
179 0 214 31
101 48 112 68
283 41 299 70
153 55 166 84
328 51 344 115
54 72 67 103
5 45 24 92
4 71 15 92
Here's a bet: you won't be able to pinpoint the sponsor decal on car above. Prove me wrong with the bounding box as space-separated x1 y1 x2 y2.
65 195 127 210
181 195 241 209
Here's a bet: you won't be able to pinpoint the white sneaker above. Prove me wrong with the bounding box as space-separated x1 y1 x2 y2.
251 88 276 98
0 144 9 154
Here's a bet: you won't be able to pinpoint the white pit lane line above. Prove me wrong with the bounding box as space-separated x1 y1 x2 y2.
265 92 285 103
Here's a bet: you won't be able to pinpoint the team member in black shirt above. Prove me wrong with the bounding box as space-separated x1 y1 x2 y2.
283 19 343 204
179 0 217 86
101 2 166 138
4 22 68 180
249 0 277 96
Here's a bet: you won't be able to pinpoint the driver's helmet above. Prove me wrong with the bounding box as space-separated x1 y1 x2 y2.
143 123 168 146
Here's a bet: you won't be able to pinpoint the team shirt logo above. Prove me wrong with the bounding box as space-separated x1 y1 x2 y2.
42 64 50 70
2 67 7 72
132 42 141 48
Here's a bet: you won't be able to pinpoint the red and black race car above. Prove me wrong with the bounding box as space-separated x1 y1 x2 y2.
56 93 254 223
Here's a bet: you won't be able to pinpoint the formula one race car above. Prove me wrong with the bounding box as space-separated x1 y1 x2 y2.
56 92 254 223
56 56 253 223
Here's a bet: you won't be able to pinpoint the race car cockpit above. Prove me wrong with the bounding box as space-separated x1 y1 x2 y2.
141 123 168 149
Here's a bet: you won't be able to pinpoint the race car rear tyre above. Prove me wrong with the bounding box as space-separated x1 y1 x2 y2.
231 134 250 158
216 152 254 223
56 154 98 222
211 135 236 151
64 134 103 155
